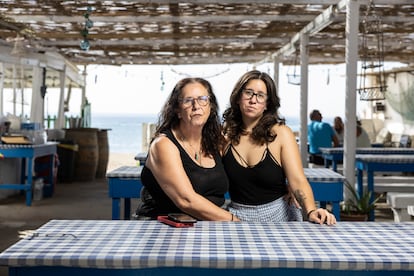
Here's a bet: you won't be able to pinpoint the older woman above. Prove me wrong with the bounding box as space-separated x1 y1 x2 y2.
135 77 238 221
222 70 336 225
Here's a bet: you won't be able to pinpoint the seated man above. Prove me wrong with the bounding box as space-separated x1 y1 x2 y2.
356 120 371 148
308 109 339 165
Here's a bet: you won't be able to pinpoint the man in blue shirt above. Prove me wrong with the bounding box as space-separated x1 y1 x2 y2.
308 109 339 165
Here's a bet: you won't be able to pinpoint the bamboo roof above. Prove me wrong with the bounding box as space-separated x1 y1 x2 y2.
0 0 413 66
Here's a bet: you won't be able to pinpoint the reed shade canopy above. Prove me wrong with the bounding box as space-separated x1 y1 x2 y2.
0 0 413 66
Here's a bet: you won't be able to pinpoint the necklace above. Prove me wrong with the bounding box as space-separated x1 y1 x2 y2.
193 147 201 161
177 129 202 163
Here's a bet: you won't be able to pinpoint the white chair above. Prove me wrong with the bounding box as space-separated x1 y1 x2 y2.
408 205 414 217
387 193 414 222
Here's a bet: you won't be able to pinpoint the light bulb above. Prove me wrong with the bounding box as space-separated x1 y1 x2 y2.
80 39 90 51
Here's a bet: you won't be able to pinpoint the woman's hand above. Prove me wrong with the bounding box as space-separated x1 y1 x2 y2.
307 208 336 225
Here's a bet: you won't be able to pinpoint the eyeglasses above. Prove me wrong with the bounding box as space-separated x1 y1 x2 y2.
180 95 210 107
19 230 78 240
242 89 267 103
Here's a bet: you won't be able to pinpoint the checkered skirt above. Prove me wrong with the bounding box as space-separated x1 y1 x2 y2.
228 196 303 222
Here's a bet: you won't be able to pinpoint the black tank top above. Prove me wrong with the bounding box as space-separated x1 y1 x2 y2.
137 129 229 218
222 144 288 205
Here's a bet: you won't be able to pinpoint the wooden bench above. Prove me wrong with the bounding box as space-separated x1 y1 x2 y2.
386 192 414 222
361 175 414 193
374 183 414 193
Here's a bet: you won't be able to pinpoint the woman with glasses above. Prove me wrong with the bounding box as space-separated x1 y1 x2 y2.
135 77 239 221
222 70 336 225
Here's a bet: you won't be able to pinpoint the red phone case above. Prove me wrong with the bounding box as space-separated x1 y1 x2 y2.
157 216 194 228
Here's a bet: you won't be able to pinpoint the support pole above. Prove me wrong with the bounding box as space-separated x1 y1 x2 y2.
299 33 309 167
344 0 360 192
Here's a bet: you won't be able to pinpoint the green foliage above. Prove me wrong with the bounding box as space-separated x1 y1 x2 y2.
341 181 383 215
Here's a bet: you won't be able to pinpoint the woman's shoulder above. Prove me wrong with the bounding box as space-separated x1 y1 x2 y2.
150 133 175 152
148 133 180 164
270 124 297 146
272 123 294 136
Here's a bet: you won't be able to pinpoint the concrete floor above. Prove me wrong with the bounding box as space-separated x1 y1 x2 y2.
0 178 396 276
0 178 121 276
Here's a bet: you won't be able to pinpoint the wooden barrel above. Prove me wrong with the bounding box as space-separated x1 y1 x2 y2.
65 128 99 181
96 129 109 178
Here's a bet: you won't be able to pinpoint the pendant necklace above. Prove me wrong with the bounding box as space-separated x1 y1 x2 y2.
188 141 202 162
178 130 202 163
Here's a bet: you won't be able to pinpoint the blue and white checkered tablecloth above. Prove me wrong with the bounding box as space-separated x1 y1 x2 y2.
106 165 142 178
356 154 414 164
134 152 147 162
0 142 58 149
1 220 413 271
320 147 414 155
0 144 33 149
304 168 345 182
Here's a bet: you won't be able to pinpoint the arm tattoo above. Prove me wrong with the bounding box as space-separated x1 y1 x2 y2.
294 189 307 208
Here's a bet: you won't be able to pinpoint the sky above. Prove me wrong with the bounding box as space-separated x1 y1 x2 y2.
3 61 406 123
47 62 349 121
6 61 397 123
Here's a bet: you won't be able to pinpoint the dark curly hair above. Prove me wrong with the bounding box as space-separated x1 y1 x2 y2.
154 77 225 156
222 70 285 145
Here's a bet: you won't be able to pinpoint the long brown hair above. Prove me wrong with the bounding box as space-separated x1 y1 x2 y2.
222 70 285 145
154 77 224 155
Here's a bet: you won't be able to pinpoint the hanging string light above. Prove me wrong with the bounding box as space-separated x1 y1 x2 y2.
160 71 165 91
357 0 387 101
80 6 93 51
169 65 230 78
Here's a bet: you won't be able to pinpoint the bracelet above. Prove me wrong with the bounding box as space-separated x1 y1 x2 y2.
231 213 234 221
307 209 316 217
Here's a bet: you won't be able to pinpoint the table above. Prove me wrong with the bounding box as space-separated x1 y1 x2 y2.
304 168 345 220
134 152 147 165
320 147 414 171
106 165 143 220
1 220 414 276
356 154 414 221
106 167 344 221
0 143 57 206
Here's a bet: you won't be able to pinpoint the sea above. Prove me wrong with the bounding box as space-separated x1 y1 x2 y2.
90 114 157 154
90 113 307 153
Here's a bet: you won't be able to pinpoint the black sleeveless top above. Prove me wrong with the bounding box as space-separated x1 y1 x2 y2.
136 129 229 218
222 145 288 205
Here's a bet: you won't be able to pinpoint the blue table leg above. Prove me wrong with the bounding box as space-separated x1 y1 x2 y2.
26 158 33 206
332 161 337 172
112 198 121 220
20 158 26 185
357 168 363 199
124 198 131 220
324 159 329 168
367 170 375 221
332 201 340 220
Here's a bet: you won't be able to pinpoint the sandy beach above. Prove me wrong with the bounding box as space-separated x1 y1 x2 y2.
107 152 143 172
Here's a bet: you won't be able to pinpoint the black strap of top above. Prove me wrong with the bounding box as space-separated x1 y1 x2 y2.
230 144 267 168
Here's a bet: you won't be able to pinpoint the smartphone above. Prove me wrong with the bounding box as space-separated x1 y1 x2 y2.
157 216 194 228
168 213 197 223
